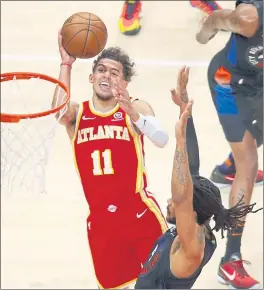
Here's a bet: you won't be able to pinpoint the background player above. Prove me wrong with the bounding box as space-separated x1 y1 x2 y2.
118 0 222 35
135 66 262 289
52 31 169 289
190 0 222 15
196 0 263 288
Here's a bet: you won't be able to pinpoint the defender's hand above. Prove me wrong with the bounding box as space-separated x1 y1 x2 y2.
175 100 193 141
171 66 190 112
196 16 219 44
58 29 76 65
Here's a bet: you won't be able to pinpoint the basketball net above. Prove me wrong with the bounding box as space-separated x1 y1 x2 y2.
1 73 69 196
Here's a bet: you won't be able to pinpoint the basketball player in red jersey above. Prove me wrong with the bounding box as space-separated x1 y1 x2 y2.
53 31 169 289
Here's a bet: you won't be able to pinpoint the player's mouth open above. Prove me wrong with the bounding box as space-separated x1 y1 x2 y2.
99 82 111 91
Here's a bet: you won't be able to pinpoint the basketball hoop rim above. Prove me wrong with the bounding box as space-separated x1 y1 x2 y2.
1 72 70 123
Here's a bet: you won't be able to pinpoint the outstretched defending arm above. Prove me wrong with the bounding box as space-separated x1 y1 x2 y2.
170 102 206 278
171 101 205 258
170 66 200 176
169 68 205 277
196 1 263 44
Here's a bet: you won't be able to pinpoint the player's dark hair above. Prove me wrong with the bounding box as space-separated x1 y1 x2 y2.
192 176 262 238
92 47 136 82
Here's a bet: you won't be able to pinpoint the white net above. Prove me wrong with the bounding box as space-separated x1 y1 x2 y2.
1 74 69 195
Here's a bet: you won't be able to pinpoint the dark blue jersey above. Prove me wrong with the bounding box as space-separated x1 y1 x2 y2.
214 0 263 93
135 227 217 289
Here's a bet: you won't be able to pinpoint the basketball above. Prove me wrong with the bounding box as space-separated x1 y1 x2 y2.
61 12 108 59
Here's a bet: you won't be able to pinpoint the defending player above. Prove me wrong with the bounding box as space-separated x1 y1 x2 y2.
53 33 169 289
135 66 262 289
196 0 263 288
118 0 222 35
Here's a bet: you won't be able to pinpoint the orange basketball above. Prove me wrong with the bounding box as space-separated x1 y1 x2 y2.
61 12 108 59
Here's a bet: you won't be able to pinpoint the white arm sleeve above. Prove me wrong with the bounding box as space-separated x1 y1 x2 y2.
132 113 169 148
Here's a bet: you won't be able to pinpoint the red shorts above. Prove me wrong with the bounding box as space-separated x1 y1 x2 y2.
87 191 167 289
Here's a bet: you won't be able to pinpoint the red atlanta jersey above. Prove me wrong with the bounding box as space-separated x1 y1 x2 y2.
72 100 148 211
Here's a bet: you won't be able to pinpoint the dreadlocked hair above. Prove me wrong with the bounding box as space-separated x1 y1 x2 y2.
192 175 263 239
92 47 136 82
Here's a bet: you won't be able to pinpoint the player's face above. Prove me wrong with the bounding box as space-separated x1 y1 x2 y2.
166 198 176 225
89 59 128 101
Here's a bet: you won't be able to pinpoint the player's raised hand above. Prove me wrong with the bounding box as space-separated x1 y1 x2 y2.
175 100 194 141
112 83 132 112
58 29 76 65
171 66 190 112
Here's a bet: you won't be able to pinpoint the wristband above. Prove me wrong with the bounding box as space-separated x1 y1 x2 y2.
61 63 72 68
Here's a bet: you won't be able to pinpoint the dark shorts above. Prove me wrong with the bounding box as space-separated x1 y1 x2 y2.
208 55 263 145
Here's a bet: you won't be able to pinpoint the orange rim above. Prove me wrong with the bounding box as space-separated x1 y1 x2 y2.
1 72 70 123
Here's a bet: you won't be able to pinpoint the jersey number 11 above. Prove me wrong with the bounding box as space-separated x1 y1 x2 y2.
91 149 114 175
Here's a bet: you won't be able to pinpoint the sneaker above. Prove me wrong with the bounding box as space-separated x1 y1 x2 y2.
189 0 222 15
210 166 263 188
217 254 261 289
118 1 142 35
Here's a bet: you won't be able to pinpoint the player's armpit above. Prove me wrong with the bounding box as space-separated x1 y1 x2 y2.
172 197 205 258
132 123 142 135
211 4 259 38
169 219 205 278
59 101 79 132
169 201 205 278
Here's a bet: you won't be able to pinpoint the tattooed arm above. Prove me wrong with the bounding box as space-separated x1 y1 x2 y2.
170 102 206 277
169 68 206 276
171 66 200 176
171 119 193 204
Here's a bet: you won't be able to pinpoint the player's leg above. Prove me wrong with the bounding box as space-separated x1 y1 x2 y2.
118 0 142 35
190 0 222 15
132 191 168 264
210 96 263 187
217 131 261 289
208 66 261 289
87 218 141 289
